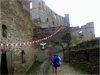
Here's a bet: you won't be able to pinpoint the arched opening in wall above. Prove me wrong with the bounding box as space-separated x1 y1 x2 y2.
59 16 60 21
21 50 26 64
52 42 68 61
2 25 7 37
42 1 44 11
1 49 8 74
52 21 54 25
30 1 32 9
51 11 52 14
78 30 83 38
54 14 56 19
47 18 48 22
42 1 43 4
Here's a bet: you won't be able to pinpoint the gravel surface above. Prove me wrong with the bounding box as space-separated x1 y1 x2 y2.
48 52 82 75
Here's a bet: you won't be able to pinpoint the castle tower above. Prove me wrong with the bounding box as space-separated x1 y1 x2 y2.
64 14 70 27
70 22 95 42
85 22 95 40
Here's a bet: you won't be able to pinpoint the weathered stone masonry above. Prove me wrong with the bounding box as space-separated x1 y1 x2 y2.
30 0 71 62
69 38 99 74
0 0 35 74
70 22 95 42
30 0 66 28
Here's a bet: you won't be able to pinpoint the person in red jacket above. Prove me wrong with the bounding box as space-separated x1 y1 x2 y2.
50 54 54 72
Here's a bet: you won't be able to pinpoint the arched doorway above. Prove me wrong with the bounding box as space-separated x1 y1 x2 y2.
1 50 8 74
51 41 68 61
0 49 14 75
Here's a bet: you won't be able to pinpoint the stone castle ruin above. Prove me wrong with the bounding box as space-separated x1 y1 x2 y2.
0 0 96 74
70 22 95 42
30 0 69 28
29 0 71 62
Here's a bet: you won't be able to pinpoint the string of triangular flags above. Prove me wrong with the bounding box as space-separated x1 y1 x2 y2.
0 25 64 47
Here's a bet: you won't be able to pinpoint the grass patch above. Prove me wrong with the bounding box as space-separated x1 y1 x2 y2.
56 51 63 54
25 61 43 74
70 40 80 46
71 45 99 52
68 63 91 74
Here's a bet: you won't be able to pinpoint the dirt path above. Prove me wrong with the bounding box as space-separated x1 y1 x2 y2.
48 52 82 75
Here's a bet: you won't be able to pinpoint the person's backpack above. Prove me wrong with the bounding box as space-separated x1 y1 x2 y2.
52 56 59 65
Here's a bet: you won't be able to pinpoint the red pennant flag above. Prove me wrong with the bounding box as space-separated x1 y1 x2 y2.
18 43 20 46
38 40 39 42
30 42 32 44
4 44 6 47
35 41 37 43
14 44 16 46
8 44 11 47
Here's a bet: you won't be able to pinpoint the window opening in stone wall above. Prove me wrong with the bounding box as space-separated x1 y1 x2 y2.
42 1 43 5
30 1 32 9
21 50 26 64
51 11 52 14
58 16 60 21
2 25 7 37
47 18 48 22
42 1 44 11
78 30 83 38
54 14 56 19
52 21 54 25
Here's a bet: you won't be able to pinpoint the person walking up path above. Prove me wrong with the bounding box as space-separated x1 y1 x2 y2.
48 52 82 75
52 54 60 75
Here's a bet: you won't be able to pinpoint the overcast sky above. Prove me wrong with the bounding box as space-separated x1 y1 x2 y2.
43 0 100 37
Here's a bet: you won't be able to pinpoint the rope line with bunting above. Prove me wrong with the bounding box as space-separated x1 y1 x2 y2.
0 25 65 47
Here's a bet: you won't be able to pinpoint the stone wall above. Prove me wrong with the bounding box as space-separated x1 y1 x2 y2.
34 43 63 62
33 25 69 41
0 0 35 74
70 48 99 74
70 22 95 42
30 0 67 28
30 0 71 63
33 25 70 62
69 38 100 74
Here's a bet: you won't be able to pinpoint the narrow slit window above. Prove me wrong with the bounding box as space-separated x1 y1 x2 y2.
30 1 32 9
2 25 7 37
21 50 26 64
47 18 48 22
52 21 54 25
